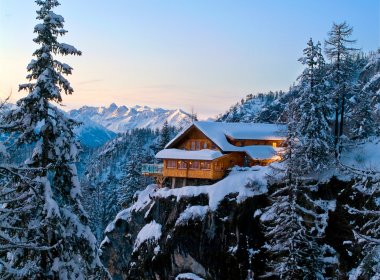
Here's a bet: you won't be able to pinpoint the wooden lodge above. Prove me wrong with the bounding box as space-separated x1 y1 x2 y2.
143 121 286 188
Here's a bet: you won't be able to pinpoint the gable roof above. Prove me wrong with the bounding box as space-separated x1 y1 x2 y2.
166 121 287 152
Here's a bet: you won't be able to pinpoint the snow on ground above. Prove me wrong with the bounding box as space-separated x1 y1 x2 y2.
175 205 210 226
0 142 8 157
133 220 162 251
314 138 380 183
105 184 157 233
340 139 380 173
105 166 271 236
155 166 270 210
175 272 205 280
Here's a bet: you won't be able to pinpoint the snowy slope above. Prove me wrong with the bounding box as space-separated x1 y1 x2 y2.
68 103 192 133
73 115 116 148
217 92 284 123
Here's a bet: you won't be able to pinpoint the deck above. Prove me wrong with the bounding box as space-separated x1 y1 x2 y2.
141 164 163 176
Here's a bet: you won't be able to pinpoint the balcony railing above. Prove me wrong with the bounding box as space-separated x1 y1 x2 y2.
141 164 163 176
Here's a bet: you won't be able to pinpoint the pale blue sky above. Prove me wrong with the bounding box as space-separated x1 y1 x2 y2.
0 0 379 118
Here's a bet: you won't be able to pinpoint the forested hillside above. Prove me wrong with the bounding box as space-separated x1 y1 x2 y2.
81 124 179 240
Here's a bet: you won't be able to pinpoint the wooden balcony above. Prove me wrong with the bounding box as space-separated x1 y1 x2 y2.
141 164 163 176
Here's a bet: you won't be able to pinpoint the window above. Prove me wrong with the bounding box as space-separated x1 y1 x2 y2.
215 162 224 171
191 141 195 150
200 161 211 170
203 142 208 149
167 160 176 169
195 141 200 150
189 161 200 169
178 161 187 169
272 142 277 148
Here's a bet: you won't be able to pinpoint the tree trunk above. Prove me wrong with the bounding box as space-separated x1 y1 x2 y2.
339 87 346 153
334 99 340 158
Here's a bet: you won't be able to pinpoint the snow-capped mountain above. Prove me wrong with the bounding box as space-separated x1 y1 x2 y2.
69 103 192 133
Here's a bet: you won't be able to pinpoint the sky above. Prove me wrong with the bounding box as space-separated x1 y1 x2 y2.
0 0 379 119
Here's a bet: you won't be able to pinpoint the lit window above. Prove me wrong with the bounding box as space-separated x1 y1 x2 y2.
178 161 187 169
272 142 277 148
190 161 200 169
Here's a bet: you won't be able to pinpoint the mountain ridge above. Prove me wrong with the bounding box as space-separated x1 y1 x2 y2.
68 103 193 133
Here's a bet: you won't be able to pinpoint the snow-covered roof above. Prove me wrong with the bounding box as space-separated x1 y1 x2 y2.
156 149 224 160
166 121 286 153
244 145 283 160
156 146 283 161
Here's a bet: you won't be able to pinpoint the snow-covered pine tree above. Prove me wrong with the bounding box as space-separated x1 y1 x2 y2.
261 46 339 278
348 84 375 140
100 173 120 237
342 164 380 279
325 22 358 155
0 1 108 278
260 105 312 279
295 39 333 173
159 120 171 151
119 152 143 208
261 178 336 279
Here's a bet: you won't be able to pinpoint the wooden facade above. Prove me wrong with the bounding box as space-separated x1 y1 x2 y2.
174 126 218 151
226 136 284 148
162 152 244 180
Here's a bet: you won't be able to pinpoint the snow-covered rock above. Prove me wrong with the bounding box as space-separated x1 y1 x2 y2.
101 166 271 279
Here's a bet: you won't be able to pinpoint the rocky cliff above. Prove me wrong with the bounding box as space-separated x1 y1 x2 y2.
101 168 271 280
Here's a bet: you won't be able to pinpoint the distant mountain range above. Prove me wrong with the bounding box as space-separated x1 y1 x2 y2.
68 103 193 148
69 103 192 133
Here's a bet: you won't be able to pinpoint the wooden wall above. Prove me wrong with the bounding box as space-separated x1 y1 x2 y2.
226 137 284 147
162 152 246 180
174 127 218 151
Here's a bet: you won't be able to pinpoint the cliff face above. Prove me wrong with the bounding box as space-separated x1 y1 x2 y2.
100 164 376 280
101 168 270 280
102 193 267 280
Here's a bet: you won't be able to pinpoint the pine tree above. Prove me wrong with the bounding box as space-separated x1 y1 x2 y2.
119 154 142 208
296 39 333 173
100 173 120 237
0 1 108 278
159 120 171 151
325 22 358 156
261 180 336 279
263 69 338 278
343 167 380 279
349 85 375 140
